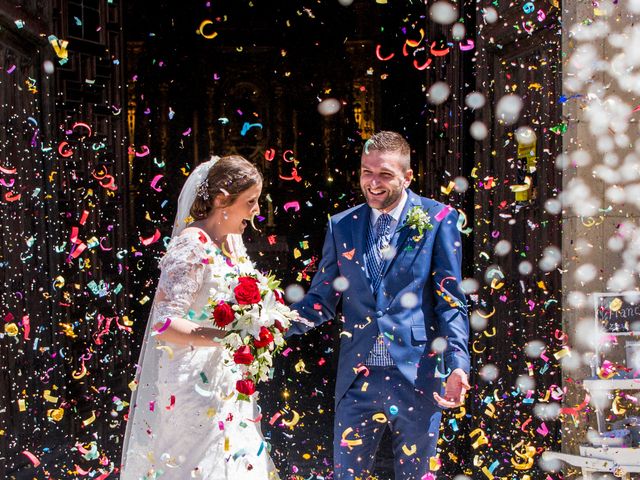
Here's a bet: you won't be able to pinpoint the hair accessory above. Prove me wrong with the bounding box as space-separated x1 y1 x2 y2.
196 179 210 200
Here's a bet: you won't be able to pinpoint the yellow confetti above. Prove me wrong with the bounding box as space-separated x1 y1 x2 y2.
510 442 536 470
72 363 88 379
482 466 495 479
156 345 174 360
197 19 218 39
4 323 18 336
429 456 441 471
402 444 417 456
483 327 496 337
361 382 369 392
454 406 466 419
484 403 495 418
18 399 26 412
293 248 301 259
476 307 496 319
282 410 300 428
440 181 455 195
553 346 571 359
49 36 69 61
47 408 64 422
472 340 486 353
82 411 96 427
294 359 309 373
372 413 387 423
470 428 489 449
43 390 58 403
612 395 627 415
340 427 363 449
610 298 623 312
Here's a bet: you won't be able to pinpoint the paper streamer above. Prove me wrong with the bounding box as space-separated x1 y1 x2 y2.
22 450 41 467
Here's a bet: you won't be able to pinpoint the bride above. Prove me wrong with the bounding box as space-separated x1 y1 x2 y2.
120 155 279 479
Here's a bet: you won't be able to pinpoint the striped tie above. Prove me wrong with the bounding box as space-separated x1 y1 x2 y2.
366 213 392 293
365 213 396 367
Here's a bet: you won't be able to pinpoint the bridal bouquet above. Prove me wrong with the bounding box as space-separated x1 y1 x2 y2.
206 271 297 400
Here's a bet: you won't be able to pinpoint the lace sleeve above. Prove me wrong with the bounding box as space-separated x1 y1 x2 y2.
152 232 209 326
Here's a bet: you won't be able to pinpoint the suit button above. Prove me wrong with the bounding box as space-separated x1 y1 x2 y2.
376 311 383 318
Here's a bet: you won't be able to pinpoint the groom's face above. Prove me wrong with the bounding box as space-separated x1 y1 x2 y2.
360 149 413 212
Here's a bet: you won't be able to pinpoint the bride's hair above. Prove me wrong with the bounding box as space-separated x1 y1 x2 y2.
190 155 262 220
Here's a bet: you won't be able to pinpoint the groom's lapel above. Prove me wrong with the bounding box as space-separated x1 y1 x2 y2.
351 203 371 274
380 189 420 278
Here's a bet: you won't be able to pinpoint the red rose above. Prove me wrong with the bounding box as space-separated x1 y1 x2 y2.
233 345 255 365
234 276 261 305
274 290 285 305
213 302 234 328
253 326 274 348
236 378 256 396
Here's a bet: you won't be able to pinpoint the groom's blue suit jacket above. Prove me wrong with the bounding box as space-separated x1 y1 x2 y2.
290 189 470 407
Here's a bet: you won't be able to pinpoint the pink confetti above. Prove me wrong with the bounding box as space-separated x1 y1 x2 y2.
434 205 453 222
459 40 475 51
140 228 161 246
283 201 300 212
536 422 549 436
22 450 40 467
150 174 164 192
154 318 171 334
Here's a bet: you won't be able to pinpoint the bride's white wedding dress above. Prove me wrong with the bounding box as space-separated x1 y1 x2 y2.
120 229 279 480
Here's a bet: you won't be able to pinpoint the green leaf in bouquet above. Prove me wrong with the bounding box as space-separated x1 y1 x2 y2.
266 274 281 291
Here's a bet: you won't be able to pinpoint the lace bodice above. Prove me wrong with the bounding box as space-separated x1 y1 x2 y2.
152 229 253 335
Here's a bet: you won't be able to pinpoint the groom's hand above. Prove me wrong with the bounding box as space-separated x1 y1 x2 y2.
433 368 470 409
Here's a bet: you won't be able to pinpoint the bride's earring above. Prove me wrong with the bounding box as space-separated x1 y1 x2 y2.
222 210 228 220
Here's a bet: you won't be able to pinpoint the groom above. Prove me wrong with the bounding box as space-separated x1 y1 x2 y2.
289 131 470 479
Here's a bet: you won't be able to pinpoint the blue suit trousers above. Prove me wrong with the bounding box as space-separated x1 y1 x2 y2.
334 366 442 479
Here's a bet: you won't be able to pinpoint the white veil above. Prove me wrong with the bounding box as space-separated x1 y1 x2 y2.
120 156 220 472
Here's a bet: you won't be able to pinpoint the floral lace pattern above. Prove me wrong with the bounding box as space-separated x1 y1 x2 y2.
154 233 209 325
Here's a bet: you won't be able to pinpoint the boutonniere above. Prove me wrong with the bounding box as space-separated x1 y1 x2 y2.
403 206 433 243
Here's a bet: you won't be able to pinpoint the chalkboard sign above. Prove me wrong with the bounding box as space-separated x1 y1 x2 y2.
594 292 640 334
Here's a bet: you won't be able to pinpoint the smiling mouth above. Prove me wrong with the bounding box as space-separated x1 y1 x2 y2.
367 188 386 198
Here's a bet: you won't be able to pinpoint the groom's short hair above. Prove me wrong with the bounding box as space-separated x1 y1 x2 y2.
363 131 411 172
